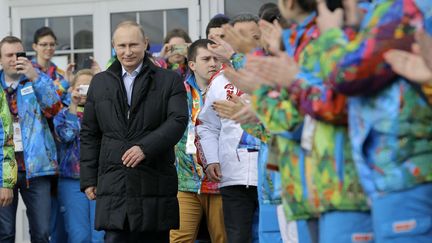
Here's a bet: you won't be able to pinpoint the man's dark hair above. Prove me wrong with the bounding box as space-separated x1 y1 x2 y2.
33 26 57 44
258 2 278 18
229 13 260 26
260 6 281 23
187 39 215 62
0 36 22 57
163 28 192 44
290 0 342 12
205 15 230 38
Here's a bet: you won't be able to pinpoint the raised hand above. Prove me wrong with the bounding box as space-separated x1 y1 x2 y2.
385 47 432 84
222 24 259 54
259 19 283 54
316 0 344 34
245 52 300 88
207 34 235 63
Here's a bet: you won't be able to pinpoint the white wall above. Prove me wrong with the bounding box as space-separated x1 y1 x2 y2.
0 0 11 37
6 0 214 68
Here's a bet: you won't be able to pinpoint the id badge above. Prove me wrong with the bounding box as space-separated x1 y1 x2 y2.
185 124 197 154
20 86 34 96
13 122 23 152
301 115 316 152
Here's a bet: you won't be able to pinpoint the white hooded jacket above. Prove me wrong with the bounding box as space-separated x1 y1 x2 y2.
196 72 258 188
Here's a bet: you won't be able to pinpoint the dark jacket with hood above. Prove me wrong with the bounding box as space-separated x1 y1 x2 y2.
80 55 188 231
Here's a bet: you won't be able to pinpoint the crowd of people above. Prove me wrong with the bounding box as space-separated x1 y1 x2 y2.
0 0 431 243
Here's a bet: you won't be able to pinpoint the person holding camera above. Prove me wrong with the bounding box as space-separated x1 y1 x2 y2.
156 28 192 79
0 36 63 243
31 27 70 105
53 69 104 243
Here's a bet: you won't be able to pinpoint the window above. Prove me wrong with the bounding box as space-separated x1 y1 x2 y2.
21 15 93 70
111 8 188 52
224 0 278 18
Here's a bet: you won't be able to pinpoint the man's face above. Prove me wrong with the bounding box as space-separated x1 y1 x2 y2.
113 26 148 72
208 27 224 40
0 42 24 78
233 21 261 48
189 47 220 82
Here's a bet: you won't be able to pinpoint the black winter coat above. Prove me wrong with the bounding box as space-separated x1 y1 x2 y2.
80 56 188 231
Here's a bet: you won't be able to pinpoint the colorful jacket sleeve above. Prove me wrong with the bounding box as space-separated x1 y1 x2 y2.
231 53 246 70
54 68 71 105
286 71 348 125
53 108 80 143
155 57 169 69
314 0 422 96
251 85 303 134
32 71 63 118
0 89 16 189
241 123 271 143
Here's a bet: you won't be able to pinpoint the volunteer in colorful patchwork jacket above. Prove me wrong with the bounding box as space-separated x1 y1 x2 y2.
211 43 284 243
53 69 104 243
31 26 71 243
225 1 371 242
0 36 62 243
32 27 70 105
196 13 261 243
308 0 432 241
170 39 227 243
0 85 17 208
221 9 319 243
156 28 192 80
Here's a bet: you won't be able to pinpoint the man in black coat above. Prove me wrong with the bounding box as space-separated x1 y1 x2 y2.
80 21 188 243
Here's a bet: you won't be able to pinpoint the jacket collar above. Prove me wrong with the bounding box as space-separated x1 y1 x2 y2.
0 70 28 90
107 53 155 79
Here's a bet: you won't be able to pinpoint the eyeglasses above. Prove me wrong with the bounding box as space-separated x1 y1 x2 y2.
37 42 57 49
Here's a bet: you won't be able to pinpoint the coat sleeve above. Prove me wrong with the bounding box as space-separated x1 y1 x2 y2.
54 108 80 143
284 71 348 125
0 89 17 189
53 68 71 105
312 0 422 96
196 76 226 165
137 73 188 158
241 123 270 143
32 71 63 118
80 78 102 191
251 85 303 134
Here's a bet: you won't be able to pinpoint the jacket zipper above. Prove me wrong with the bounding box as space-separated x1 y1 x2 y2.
106 71 130 129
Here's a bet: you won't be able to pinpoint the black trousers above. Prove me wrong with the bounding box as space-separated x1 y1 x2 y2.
104 230 169 243
219 185 259 243
104 217 169 243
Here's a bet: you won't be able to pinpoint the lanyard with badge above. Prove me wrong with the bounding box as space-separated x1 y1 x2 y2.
185 77 203 154
5 82 33 152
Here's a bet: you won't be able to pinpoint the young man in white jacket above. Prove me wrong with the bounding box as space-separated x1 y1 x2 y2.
196 14 262 243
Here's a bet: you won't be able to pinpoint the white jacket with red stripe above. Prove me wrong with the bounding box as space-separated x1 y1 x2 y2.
196 72 258 188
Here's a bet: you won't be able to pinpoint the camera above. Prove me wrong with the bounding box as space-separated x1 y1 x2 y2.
78 84 90 95
16 52 27 71
170 44 188 56
16 52 27 59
